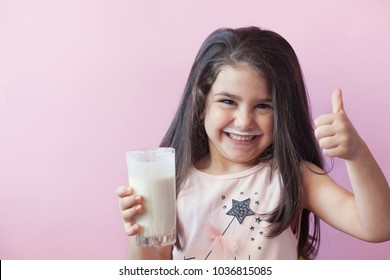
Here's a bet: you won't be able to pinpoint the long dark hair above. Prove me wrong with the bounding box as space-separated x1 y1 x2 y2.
160 26 323 259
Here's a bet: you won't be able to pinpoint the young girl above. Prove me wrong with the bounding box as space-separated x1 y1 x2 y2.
117 26 390 260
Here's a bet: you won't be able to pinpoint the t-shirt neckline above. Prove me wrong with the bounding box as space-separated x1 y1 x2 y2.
192 162 267 181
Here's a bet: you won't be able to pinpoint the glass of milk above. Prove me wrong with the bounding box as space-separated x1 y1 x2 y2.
126 147 176 247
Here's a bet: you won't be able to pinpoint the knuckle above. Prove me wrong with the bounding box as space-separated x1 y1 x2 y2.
116 186 131 198
125 223 139 236
124 223 134 236
121 209 129 221
119 197 128 211
121 207 135 221
122 205 142 222
116 186 124 197
314 128 320 139
319 138 327 148
120 195 135 210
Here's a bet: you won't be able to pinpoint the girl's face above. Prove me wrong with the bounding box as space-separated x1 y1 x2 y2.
203 63 274 173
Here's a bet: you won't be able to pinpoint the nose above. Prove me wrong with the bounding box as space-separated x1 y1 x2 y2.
234 108 254 130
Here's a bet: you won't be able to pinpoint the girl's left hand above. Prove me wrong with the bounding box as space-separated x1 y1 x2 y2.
314 89 363 160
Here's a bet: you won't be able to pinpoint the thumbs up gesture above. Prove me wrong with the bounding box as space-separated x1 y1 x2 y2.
315 89 363 160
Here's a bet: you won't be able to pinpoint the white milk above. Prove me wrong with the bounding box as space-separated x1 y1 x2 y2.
131 176 176 237
127 150 176 239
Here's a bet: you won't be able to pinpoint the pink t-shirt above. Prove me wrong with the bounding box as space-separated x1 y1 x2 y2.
172 163 298 260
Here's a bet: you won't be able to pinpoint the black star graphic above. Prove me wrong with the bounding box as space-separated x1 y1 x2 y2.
250 226 255 231
240 191 244 195
259 231 264 235
251 237 255 241
255 217 261 223
258 246 262 250
226 198 255 224
221 195 225 200
255 201 260 205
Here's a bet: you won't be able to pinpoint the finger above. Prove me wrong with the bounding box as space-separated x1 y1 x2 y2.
124 222 142 236
120 194 143 211
121 204 144 222
322 146 344 158
314 114 336 128
332 89 344 114
318 136 339 150
315 124 336 140
116 186 132 198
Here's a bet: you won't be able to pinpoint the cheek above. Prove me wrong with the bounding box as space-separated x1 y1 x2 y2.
203 111 216 139
204 106 230 129
258 115 274 133
262 117 274 143
268 119 274 134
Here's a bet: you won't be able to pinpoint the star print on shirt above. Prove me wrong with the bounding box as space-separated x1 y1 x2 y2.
226 198 255 224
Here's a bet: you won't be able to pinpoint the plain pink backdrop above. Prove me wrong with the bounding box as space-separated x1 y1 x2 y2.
0 0 389 259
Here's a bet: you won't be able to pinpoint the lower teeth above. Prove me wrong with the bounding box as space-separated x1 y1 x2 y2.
229 134 255 141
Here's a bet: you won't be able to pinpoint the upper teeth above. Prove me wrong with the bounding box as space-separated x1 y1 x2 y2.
228 133 256 141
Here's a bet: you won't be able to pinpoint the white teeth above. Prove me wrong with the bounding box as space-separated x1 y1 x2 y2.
228 133 256 141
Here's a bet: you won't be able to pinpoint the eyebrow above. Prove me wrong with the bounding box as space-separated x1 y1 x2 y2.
214 92 272 102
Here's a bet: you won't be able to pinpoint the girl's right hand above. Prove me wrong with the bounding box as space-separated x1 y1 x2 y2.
116 186 144 236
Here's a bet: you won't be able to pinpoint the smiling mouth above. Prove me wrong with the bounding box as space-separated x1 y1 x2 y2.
222 128 262 143
226 132 258 142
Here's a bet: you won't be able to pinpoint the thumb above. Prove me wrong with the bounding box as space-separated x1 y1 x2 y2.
332 89 344 114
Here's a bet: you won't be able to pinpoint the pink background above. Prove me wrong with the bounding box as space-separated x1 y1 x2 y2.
0 0 389 259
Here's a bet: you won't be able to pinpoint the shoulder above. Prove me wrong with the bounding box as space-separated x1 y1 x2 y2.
300 161 328 192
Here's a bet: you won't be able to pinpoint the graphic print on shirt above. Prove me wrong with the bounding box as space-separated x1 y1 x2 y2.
201 191 266 260
176 165 299 260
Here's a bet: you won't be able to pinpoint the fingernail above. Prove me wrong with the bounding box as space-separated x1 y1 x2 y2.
136 205 142 212
126 187 132 193
135 195 142 202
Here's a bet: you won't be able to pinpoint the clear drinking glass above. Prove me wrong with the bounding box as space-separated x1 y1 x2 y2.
126 147 176 247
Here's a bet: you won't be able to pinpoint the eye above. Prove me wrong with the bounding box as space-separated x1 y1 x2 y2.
256 103 273 110
221 99 236 105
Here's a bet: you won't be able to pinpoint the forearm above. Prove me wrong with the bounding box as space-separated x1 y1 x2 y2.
346 140 390 241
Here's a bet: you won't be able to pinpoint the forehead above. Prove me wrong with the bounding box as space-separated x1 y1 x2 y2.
210 63 270 97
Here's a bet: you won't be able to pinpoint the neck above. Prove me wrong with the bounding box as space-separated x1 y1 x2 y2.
195 154 257 175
